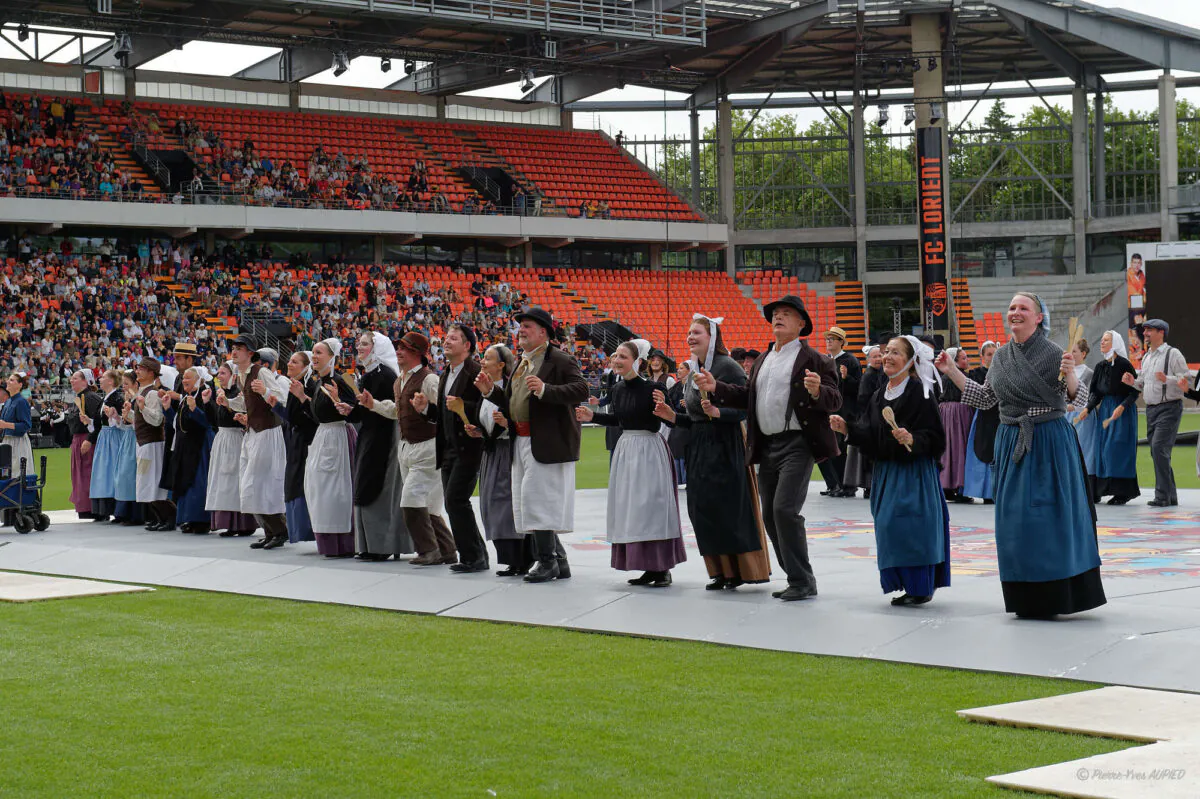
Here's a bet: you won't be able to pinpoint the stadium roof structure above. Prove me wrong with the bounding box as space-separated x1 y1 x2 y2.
6 0 1200 105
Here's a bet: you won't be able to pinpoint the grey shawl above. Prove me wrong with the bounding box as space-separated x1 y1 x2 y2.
989 328 1066 463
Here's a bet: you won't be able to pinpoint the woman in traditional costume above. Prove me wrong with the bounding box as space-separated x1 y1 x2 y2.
832 336 949 606
466 343 532 576
167 367 216 534
937 292 1105 618
205 361 258 538
113 371 143 525
0 373 35 479
304 338 357 558
67 370 103 519
844 344 886 499
265 351 318 544
938 347 974 504
89 369 126 522
347 332 411 560
652 314 770 590
963 342 999 503
579 339 685 587
1078 331 1140 505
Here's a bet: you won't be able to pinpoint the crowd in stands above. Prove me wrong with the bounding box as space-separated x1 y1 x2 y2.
0 91 149 201
0 234 612 423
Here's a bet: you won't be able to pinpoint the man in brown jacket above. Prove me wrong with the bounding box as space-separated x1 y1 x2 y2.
696 295 841 601
475 307 589 583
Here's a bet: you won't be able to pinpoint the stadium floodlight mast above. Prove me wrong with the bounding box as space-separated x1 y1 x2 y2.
113 32 133 65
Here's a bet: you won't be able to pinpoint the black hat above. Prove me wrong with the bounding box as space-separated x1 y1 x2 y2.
450 323 478 352
762 295 814 338
229 333 255 350
730 347 746 361
744 349 761 360
514 306 555 334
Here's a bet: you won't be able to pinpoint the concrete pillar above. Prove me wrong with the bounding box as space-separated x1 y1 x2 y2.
204 231 216 254
649 242 663 270
123 68 136 101
851 94 868 280
435 96 447 120
911 13 951 344
716 99 735 228
560 108 573 130
288 82 301 112
373 235 384 266
523 240 533 269
1094 92 1107 215
1159 72 1178 241
1072 86 1090 275
689 105 701 210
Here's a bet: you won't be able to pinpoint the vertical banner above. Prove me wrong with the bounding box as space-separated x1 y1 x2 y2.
1125 243 1146 368
916 127 948 333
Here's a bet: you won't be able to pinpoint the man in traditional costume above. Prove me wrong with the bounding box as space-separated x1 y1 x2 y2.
475 307 589 583
226 334 289 549
696 295 841 601
366 332 456 566
1125 319 1189 507
133 357 175 531
818 326 860 498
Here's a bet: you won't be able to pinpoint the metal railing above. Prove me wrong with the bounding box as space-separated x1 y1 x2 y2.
129 135 172 190
459 162 502 201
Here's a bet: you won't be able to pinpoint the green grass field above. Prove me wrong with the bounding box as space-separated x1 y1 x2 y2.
0 588 1131 798
36 415 1200 511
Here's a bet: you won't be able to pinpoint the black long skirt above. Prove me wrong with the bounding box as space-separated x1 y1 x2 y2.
1001 567 1107 618
685 422 761 555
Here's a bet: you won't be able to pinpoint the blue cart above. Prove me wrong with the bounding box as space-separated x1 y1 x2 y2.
0 447 50 534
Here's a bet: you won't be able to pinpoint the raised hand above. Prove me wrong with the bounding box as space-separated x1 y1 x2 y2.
411 392 429 413
802 369 820 399
334 401 352 417
358 389 374 410
201 388 213 404
829 414 847 434
289 379 306 399
934 351 954 375
474 370 494 395
693 367 716 393
576 405 593 422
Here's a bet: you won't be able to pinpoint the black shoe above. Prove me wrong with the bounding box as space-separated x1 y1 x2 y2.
648 571 672 588
218 530 239 537
496 565 525 577
1148 499 1171 507
524 559 560 583
121 519 142 526
356 553 391 562
890 593 932 606
144 522 163 531
772 589 785 598
249 538 270 549
819 489 835 497
91 516 110 523
706 577 728 591
262 536 286 550
952 495 975 504
836 488 857 498
450 560 489 573
556 559 571 579
159 523 177 532
724 578 744 590
777 585 817 602
628 571 655 586
1107 496 1132 506
862 489 871 500
983 499 994 505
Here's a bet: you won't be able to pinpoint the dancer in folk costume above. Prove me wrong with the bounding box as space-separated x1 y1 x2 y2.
66 369 104 520
304 338 358 557
205 361 258 538
1079 331 1140 505
88 369 127 523
166 366 215 534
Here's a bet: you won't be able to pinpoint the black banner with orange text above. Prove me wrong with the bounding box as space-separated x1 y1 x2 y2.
916 127 948 332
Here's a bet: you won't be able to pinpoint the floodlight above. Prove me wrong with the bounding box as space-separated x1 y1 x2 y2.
928 56 938 71
929 102 944 123
333 51 350 77
520 69 535 93
404 59 416 75
903 104 915 126
18 23 29 42
876 105 889 126
381 56 391 73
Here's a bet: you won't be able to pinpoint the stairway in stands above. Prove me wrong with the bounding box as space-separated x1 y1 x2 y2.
834 281 868 361
952 277 979 354
157 279 237 336
545 275 608 325
74 106 165 197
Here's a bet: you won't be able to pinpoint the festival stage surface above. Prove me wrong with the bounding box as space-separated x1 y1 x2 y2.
4 489 1200 692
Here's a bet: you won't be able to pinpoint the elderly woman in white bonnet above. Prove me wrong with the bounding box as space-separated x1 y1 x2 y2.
304 337 360 558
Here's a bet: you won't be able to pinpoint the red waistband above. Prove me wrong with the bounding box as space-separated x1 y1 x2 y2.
514 421 532 437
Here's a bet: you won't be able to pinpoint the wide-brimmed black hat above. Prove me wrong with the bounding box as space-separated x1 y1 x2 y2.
229 333 255 350
762 295 814 337
514 306 555 334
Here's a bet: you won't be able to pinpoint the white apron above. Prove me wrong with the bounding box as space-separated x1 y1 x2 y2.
205 426 245 512
606 430 681 544
3 434 35 478
397 437 444 512
511 436 574 534
304 422 354 533
239 426 285 515
135 441 168 502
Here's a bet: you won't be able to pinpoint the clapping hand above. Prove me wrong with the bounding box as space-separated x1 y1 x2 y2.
104 405 118 420
334 401 353 417
135 394 146 410
829 414 847 434
492 410 508 429
251 378 267 396
525 374 544 395
802 369 820 399
576 405 593 422
651 389 675 423
693 368 716 393
201 388 213 404
474 371 494 395
411 392 429 413
216 388 228 407
588 396 599 407
233 412 247 427
358 389 374 410
463 423 483 439
289 379 307 399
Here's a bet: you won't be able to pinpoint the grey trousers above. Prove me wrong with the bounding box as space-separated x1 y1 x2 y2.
757 431 818 590
1146 400 1183 503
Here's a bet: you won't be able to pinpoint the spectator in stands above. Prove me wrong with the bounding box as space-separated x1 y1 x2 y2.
430 187 450 214
514 186 526 216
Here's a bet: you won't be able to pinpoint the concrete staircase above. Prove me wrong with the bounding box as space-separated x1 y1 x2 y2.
834 281 868 361
74 106 165 197
952 277 979 353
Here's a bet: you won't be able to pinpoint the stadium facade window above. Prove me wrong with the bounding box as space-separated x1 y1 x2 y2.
952 235 1074 277
1087 231 1162 274
740 246 852 282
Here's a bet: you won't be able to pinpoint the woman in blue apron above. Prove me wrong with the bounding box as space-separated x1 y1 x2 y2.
962 341 998 503
1077 331 1140 505
1065 338 1098 487
832 336 950 606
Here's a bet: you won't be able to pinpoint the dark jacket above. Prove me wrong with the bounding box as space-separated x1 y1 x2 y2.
846 377 945 463
430 357 484 468
489 345 589 464
347 363 398 505
711 339 842 466
833 350 862 418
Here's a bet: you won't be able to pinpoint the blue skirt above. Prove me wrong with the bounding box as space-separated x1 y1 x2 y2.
286 497 315 543
1066 408 1099 475
89 426 122 499
1093 396 1137 480
870 458 951 597
113 427 139 503
174 438 213 525
962 414 994 501
993 418 1101 583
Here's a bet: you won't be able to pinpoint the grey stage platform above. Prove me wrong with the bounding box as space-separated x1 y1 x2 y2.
3 488 1200 693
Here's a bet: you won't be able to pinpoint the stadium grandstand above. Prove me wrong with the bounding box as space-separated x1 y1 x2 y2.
1 0 1199 384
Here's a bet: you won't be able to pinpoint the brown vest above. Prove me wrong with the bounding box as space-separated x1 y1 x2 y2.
395 366 436 444
242 363 280 433
133 384 164 446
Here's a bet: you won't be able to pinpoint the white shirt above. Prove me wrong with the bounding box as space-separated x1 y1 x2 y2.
755 338 803 436
1136 343 1189 404
442 360 465 401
